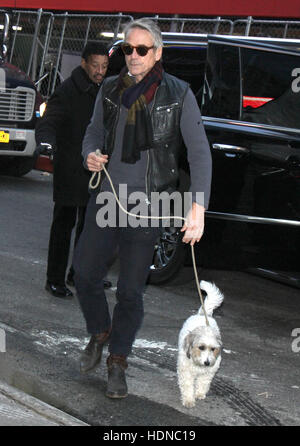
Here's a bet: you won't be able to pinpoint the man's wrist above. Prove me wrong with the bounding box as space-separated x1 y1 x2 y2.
36 142 53 157
192 202 205 211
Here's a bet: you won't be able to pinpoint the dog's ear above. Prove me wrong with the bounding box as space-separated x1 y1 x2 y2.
213 347 221 359
183 333 194 359
213 336 222 358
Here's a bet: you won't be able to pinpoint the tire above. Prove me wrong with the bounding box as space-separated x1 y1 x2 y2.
148 226 187 285
0 153 38 177
147 168 190 285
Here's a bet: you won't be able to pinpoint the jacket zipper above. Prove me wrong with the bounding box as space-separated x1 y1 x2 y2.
110 98 120 156
145 87 160 205
155 102 179 111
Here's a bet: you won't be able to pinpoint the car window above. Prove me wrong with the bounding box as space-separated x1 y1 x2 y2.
201 43 240 119
162 46 206 100
241 48 300 129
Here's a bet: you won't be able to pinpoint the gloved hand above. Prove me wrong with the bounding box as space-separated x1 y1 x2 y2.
36 143 53 159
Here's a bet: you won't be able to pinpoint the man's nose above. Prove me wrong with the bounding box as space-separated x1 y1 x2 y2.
94 66 104 75
130 48 140 57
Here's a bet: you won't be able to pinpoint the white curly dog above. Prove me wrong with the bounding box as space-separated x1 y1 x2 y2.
177 280 224 408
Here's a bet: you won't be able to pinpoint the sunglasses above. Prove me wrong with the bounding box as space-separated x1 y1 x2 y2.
121 43 154 57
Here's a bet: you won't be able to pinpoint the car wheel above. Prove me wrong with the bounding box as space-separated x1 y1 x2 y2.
0 153 38 177
148 225 187 285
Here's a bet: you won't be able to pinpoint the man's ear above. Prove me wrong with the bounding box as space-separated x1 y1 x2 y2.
155 46 163 62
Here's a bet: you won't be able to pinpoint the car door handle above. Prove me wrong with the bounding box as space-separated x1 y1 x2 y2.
212 144 250 154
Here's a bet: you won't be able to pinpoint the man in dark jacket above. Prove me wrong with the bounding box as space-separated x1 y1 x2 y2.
73 19 212 398
35 42 110 298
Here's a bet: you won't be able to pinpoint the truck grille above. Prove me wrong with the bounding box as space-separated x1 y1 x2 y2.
0 140 27 152
0 87 35 122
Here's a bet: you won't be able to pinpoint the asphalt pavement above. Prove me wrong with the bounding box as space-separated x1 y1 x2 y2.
0 170 299 427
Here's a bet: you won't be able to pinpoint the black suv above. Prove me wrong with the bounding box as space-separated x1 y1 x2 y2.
109 35 300 288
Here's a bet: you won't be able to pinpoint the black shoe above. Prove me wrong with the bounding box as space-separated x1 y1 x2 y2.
45 281 73 298
80 331 111 374
106 355 128 399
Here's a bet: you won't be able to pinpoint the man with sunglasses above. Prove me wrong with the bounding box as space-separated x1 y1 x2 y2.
73 19 212 399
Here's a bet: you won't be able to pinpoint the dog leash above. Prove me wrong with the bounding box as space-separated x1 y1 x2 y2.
89 149 210 327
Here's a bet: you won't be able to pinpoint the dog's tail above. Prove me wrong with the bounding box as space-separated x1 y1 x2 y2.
198 280 224 317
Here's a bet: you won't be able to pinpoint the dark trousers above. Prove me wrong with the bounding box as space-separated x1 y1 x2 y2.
73 196 160 357
47 203 86 285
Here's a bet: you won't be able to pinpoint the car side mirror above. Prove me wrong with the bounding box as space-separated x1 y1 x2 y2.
1 13 10 61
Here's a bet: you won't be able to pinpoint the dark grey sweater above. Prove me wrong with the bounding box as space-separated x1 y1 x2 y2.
82 84 212 209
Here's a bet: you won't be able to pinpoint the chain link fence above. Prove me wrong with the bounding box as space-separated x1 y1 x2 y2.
145 14 300 38
1 10 134 98
232 17 300 39
145 16 234 35
42 13 134 97
2 10 300 99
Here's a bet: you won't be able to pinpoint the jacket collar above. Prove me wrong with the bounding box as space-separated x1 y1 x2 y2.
71 65 100 95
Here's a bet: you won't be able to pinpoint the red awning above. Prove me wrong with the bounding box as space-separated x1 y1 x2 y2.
2 0 300 18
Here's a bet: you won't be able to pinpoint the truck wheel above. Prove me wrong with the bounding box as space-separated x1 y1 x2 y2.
148 226 187 285
0 154 38 177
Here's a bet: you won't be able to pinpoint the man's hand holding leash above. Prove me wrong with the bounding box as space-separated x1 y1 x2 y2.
87 150 205 247
181 202 205 246
86 151 108 172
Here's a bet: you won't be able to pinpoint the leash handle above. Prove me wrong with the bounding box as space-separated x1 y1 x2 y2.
88 149 209 326
88 149 103 190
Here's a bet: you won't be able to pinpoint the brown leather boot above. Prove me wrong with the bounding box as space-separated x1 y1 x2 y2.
80 331 110 374
106 354 128 399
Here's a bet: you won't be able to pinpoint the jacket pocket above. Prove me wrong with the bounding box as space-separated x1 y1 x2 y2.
152 102 180 142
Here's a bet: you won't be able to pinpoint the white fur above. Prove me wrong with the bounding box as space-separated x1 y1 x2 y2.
177 280 224 407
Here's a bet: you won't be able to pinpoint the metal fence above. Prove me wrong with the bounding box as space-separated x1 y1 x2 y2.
1 9 134 97
145 16 234 35
232 17 300 39
147 14 300 38
2 9 300 99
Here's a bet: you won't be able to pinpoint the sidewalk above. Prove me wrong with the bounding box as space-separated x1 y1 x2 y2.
0 380 88 426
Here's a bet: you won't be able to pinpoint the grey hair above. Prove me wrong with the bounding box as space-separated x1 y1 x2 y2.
123 18 163 49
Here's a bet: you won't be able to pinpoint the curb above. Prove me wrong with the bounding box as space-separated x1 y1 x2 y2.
0 380 88 426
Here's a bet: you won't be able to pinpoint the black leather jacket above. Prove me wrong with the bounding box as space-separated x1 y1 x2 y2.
101 72 189 200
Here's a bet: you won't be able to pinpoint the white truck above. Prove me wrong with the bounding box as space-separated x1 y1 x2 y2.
0 13 42 176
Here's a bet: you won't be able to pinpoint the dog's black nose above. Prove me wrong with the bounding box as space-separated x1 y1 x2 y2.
204 360 210 366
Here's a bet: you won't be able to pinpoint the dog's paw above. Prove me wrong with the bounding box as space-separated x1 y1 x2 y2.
196 393 207 400
182 398 196 408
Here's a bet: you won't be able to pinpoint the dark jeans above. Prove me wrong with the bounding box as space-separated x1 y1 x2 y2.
47 203 86 285
73 196 160 357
